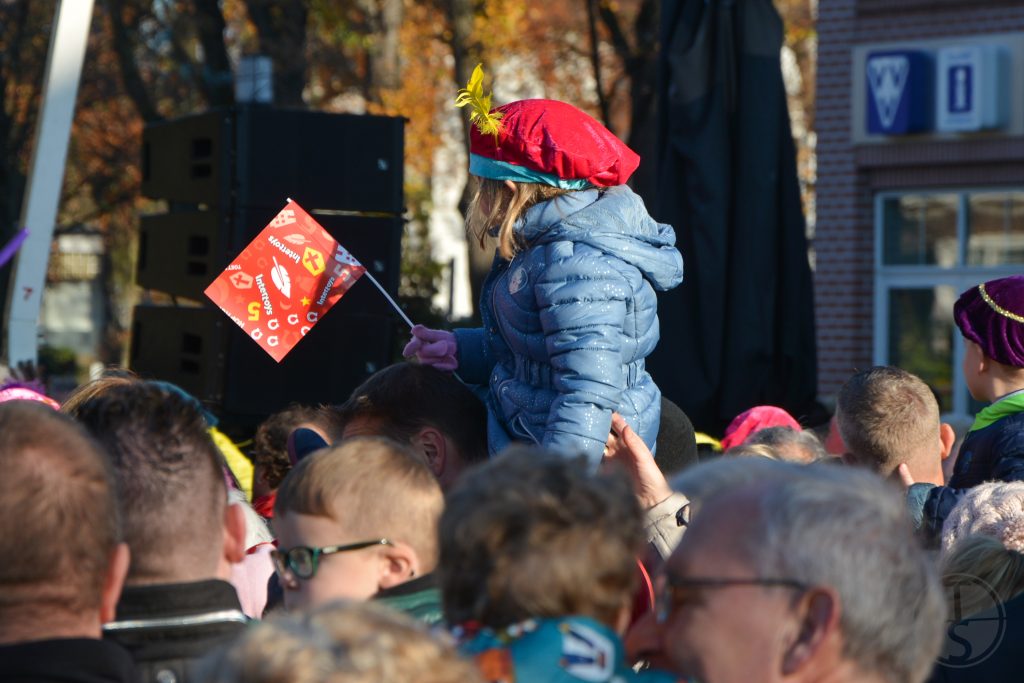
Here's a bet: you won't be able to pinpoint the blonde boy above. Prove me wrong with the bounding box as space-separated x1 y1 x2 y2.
272 437 444 623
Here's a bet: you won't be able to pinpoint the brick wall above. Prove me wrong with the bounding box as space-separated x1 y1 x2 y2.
814 0 1024 401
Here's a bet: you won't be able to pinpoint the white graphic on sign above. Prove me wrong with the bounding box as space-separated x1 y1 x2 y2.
559 622 614 682
867 55 910 130
954 68 968 111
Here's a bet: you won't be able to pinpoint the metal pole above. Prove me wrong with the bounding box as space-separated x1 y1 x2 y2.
4 0 96 365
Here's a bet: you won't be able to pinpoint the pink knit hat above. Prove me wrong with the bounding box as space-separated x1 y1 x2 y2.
720 406 801 451
941 481 1024 557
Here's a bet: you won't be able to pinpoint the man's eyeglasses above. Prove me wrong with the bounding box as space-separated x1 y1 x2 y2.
656 574 808 623
271 539 393 580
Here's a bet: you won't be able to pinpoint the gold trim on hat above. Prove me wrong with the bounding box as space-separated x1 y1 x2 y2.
979 283 1024 324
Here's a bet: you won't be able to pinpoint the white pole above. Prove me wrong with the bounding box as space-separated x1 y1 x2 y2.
364 270 415 329
4 0 96 365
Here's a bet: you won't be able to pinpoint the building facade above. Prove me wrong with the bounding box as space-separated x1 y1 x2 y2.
816 0 1024 422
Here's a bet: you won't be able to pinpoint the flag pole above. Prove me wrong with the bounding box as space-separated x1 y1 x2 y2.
364 267 464 383
364 270 415 329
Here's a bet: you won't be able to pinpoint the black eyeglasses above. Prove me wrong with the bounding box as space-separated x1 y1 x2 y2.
271 539 393 580
656 575 808 623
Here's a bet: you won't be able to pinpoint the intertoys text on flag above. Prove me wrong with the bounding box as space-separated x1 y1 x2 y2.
204 200 366 362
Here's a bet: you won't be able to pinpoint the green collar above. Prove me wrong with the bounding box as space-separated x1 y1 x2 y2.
970 390 1024 432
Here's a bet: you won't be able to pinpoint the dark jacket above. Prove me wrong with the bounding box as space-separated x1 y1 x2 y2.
103 580 248 683
454 187 684 467
0 638 135 683
920 410 1024 541
928 589 1024 682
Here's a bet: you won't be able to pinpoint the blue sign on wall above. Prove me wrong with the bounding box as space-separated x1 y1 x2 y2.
947 64 973 114
866 50 933 135
937 45 1008 132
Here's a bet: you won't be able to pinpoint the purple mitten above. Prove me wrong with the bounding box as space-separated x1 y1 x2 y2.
403 325 458 371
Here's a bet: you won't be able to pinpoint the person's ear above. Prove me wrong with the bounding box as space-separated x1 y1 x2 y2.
782 588 840 675
100 543 130 624
939 422 956 460
222 503 248 566
415 426 448 478
377 541 421 590
504 179 517 193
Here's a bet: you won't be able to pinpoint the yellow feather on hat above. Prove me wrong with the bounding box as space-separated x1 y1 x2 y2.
455 63 504 138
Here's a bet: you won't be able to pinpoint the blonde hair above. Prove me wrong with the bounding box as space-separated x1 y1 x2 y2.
941 534 1024 618
201 600 482 683
274 437 444 568
466 177 570 260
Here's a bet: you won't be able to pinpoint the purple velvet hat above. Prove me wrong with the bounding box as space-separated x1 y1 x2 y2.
954 275 1024 368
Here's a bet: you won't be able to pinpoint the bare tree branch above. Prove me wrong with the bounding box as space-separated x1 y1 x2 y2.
102 0 162 122
586 0 610 126
192 0 235 107
244 0 309 107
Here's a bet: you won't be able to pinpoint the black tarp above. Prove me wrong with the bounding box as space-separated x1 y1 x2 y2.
647 0 819 435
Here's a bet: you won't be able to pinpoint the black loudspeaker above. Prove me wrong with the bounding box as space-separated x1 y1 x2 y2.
141 111 232 206
137 209 403 309
141 107 404 214
133 106 405 421
137 211 229 300
130 304 395 422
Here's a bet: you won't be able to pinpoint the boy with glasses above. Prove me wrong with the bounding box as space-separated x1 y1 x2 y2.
272 436 444 624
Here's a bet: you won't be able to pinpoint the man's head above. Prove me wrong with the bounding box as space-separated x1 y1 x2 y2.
657 462 946 683
68 380 245 584
335 363 487 489
272 436 443 611
0 401 129 642
836 366 954 481
439 447 642 631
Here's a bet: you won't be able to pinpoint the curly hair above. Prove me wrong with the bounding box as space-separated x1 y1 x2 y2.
439 446 643 629
251 405 338 490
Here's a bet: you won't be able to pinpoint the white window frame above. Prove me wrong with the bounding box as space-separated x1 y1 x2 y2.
874 187 1023 421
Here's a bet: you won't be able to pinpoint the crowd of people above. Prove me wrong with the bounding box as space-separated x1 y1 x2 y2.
0 273 1023 683
4 75 1024 683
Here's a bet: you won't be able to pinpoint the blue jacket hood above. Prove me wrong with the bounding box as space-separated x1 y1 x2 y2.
516 186 684 291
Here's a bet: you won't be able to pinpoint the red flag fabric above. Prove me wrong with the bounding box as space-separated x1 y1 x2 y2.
205 200 365 362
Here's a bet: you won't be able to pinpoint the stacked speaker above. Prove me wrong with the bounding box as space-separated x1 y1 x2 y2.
132 106 405 426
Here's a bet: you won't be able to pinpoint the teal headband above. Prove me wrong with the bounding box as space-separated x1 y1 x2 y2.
469 154 594 190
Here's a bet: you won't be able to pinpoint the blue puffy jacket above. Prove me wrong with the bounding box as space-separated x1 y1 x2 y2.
454 186 684 467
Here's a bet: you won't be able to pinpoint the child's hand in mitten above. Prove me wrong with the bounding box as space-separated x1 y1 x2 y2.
403 325 458 371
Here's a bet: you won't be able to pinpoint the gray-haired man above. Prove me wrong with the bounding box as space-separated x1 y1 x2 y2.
652 461 946 683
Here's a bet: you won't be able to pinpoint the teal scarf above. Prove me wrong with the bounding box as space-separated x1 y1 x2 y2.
970 390 1024 432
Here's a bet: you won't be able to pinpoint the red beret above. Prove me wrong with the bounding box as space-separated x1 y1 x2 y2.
469 99 640 187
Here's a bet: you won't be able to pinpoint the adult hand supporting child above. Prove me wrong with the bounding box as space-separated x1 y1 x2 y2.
403 325 458 371
603 413 673 510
